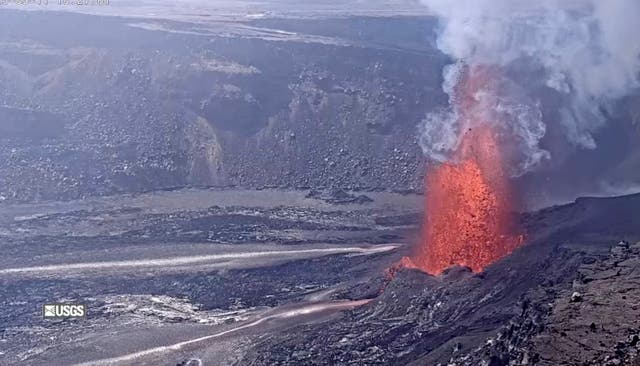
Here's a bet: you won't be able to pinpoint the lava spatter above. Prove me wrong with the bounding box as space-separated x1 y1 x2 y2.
407 67 523 275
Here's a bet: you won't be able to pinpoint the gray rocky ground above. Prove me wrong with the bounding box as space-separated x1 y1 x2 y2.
241 194 640 366
1 6 640 366
0 188 418 365
1 9 638 207
0 10 446 204
4 189 639 365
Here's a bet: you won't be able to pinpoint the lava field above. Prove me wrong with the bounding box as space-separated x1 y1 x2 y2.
1 3 640 366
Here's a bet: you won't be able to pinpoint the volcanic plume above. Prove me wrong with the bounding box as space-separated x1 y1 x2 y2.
418 0 640 171
405 0 640 274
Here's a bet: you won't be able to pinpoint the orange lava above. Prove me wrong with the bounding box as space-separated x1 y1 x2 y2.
408 67 523 275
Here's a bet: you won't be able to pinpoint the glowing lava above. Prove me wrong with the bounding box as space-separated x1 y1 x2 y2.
407 68 523 275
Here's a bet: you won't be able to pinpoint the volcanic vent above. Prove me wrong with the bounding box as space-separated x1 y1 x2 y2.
408 67 523 274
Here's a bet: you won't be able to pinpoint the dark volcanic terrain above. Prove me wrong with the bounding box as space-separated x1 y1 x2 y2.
0 188 419 365
0 9 446 204
2 188 640 365
1 5 640 366
242 194 640 366
1 8 638 207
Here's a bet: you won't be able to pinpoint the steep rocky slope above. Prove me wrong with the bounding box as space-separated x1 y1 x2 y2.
1 10 639 205
0 10 446 203
452 240 640 366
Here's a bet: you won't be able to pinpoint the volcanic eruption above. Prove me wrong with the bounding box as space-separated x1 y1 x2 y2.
404 0 640 275
409 67 523 274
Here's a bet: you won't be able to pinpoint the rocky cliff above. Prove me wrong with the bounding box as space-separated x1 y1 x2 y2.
0 11 446 203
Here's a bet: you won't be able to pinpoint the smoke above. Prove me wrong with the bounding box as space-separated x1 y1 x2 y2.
419 0 640 176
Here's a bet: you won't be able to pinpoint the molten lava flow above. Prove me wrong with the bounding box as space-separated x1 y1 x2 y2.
408 68 523 275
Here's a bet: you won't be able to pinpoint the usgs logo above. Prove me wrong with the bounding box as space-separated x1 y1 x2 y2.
42 304 86 319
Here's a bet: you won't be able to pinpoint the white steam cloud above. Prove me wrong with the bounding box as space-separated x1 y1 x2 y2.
419 0 640 176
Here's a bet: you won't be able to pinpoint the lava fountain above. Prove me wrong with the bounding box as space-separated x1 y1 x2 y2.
407 67 523 275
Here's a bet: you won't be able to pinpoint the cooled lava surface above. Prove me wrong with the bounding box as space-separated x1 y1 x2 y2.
242 193 640 366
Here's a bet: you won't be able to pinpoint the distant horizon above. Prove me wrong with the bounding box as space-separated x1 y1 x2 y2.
0 0 432 22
